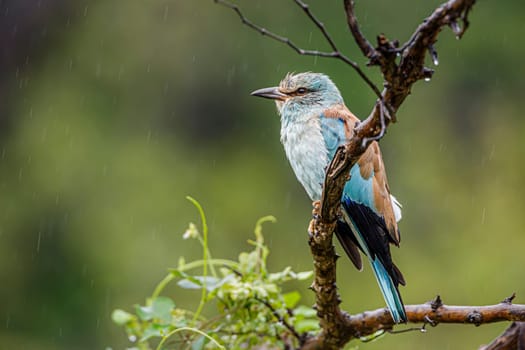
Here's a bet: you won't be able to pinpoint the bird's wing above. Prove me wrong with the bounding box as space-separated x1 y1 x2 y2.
354 142 401 244
320 104 401 245
319 104 403 273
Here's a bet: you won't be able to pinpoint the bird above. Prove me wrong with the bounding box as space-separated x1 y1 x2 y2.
251 72 407 323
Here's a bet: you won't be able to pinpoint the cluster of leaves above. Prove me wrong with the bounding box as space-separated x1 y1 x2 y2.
111 197 319 349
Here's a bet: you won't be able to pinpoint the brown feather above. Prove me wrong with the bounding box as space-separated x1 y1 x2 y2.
357 139 401 245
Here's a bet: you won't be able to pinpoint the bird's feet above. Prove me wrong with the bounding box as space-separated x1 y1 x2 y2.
311 200 321 218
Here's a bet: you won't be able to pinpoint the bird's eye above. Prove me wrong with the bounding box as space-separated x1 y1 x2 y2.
296 87 307 94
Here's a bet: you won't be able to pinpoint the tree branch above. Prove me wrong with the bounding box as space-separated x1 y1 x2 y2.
300 297 525 349
348 298 525 336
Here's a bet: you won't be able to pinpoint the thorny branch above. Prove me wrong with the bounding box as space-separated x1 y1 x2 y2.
346 296 525 337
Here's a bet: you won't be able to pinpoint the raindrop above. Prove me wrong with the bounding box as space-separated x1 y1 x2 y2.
36 231 42 253
424 77 431 82
118 65 124 81
450 21 461 36
96 63 102 78
163 5 169 21
481 208 486 224
433 57 439 66
488 144 495 160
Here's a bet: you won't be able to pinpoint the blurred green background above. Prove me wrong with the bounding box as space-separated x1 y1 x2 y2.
0 0 524 349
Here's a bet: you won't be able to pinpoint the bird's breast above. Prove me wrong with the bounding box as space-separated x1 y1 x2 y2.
280 117 329 201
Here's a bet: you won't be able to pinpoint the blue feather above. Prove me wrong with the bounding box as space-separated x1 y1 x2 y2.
343 166 377 213
319 115 345 157
341 200 407 323
371 258 407 323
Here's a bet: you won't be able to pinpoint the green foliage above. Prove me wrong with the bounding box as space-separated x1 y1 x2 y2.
111 197 318 349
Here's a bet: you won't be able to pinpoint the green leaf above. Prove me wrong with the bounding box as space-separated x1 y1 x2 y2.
295 319 320 333
134 297 175 323
177 276 221 291
111 309 134 325
139 323 167 342
295 271 313 280
151 296 175 323
135 304 154 321
294 305 317 318
282 291 301 309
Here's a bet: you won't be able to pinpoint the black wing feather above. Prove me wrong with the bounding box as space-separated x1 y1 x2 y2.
335 220 362 270
341 199 406 287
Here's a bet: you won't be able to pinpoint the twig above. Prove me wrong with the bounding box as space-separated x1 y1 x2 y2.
254 296 304 345
343 0 377 60
293 0 338 52
213 0 383 100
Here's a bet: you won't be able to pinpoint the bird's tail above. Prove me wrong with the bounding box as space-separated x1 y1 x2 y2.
370 258 407 323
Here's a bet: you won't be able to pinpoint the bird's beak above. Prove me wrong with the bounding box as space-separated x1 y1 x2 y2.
250 86 287 101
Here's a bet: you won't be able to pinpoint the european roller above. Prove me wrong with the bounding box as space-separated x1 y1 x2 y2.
251 72 407 323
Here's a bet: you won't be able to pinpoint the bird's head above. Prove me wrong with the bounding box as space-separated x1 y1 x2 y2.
251 72 344 117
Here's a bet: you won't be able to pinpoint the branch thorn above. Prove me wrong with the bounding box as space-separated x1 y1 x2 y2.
502 292 517 305
431 295 443 311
